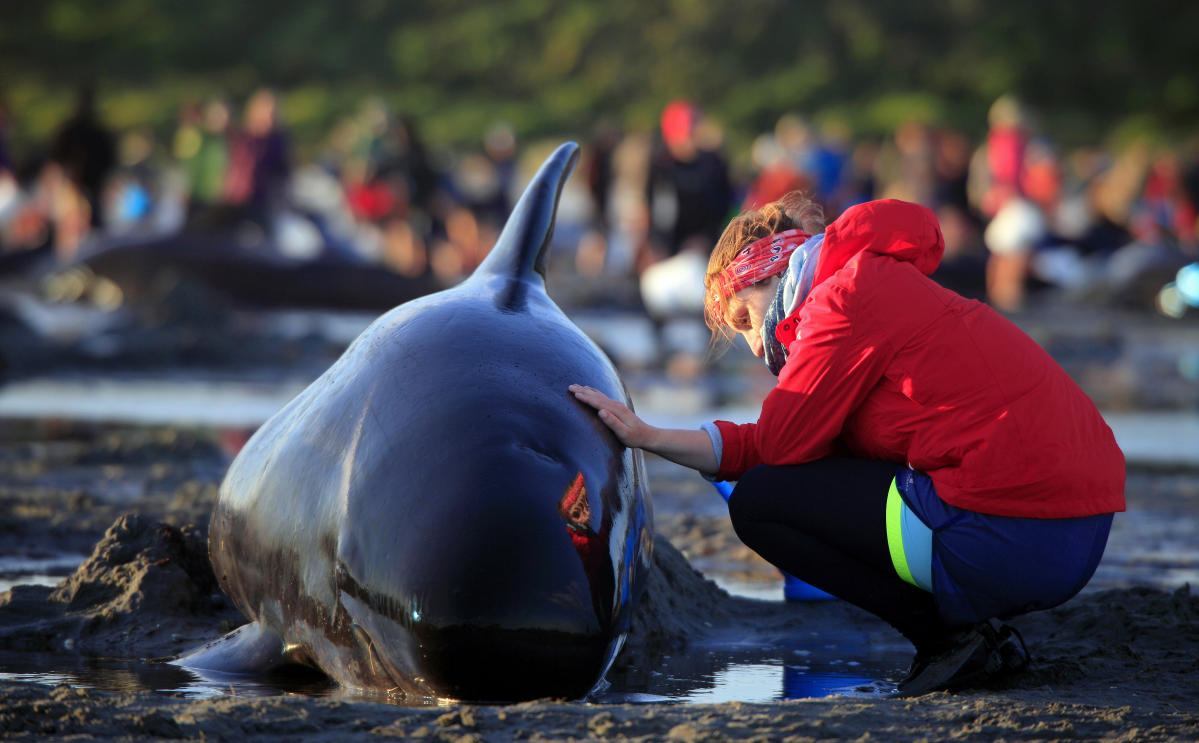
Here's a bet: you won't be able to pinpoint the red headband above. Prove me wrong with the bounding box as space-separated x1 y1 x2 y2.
707 228 811 317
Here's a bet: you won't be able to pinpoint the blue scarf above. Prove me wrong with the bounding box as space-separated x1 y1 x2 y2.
760 234 824 376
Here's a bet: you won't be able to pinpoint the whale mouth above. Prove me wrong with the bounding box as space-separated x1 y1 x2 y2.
401 623 612 702
340 562 618 702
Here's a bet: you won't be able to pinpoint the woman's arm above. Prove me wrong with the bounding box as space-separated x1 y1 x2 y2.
569 384 719 475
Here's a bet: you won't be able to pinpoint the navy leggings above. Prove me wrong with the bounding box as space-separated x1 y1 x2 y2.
727 458 956 652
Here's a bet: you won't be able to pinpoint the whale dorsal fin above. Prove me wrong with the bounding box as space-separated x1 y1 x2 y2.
471 141 579 310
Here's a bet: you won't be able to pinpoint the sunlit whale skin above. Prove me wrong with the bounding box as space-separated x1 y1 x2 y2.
175 142 653 702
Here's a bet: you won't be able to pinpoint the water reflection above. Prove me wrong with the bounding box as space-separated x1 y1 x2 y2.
0 651 211 697
0 649 897 706
613 663 884 705
558 470 617 627
0 650 342 701
0 617 906 705
602 633 905 704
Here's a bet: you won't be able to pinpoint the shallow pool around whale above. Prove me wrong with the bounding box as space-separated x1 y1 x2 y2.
0 622 907 705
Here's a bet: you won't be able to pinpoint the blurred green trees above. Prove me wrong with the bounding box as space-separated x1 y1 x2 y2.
2 0 1195 155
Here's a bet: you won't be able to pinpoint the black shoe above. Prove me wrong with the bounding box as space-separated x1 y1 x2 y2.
994 621 1030 673
895 622 1005 697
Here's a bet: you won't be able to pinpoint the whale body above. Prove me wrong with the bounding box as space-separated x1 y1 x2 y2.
178 142 653 702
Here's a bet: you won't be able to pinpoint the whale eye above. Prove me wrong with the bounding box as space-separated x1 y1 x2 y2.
516 443 559 465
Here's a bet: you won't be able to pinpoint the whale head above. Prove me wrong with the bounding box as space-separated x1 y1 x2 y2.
209 142 653 702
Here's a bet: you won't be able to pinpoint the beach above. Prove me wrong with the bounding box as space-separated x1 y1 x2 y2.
0 412 1197 740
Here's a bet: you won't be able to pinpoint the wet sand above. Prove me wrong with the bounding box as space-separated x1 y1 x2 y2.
1 420 1197 740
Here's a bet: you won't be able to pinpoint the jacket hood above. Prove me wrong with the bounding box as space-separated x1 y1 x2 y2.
813 199 945 286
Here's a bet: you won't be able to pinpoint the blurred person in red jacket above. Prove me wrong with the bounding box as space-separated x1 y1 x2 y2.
645 100 734 259
570 193 1125 696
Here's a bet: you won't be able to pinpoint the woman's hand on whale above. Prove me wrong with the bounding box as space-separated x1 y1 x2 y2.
568 384 719 475
569 385 653 448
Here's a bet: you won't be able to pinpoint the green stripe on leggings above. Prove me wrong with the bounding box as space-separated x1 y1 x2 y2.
885 476 919 588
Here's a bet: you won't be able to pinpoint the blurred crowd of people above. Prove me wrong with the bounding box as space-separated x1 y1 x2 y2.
1 87 1197 316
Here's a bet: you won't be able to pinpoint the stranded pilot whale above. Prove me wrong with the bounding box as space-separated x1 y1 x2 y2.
176 142 653 702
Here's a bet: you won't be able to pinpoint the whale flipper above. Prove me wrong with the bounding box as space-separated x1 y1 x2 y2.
173 621 288 675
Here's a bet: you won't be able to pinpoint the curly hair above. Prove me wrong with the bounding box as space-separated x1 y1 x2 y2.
703 191 826 343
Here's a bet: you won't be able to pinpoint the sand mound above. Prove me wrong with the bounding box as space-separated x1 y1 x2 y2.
0 513 239 658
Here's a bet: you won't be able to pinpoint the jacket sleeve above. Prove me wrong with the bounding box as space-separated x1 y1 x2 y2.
713 278 895 481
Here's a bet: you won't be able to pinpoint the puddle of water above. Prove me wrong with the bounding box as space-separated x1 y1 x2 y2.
0 639 902 707
601 638 903 705
604 664 885 705
0 650 346 702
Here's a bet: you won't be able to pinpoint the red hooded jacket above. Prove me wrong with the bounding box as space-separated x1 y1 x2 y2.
713 199 1125 519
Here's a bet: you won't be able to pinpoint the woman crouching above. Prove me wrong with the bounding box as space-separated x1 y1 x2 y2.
570 192 1124 695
